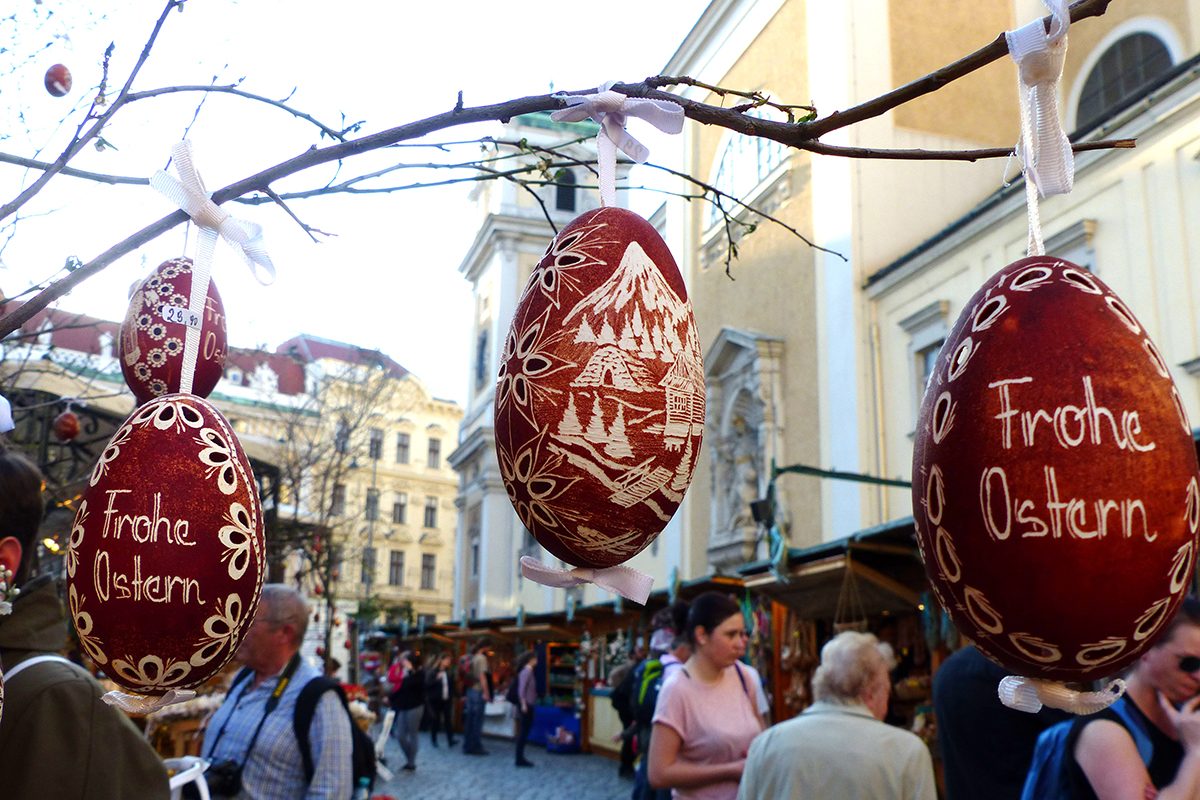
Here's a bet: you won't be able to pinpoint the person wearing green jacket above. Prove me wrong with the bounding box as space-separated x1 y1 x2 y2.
0 447 169 799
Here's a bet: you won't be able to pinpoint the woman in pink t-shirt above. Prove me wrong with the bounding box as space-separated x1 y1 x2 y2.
649 592 767 800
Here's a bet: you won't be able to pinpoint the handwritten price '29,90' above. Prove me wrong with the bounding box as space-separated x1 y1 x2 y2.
159 304 201 329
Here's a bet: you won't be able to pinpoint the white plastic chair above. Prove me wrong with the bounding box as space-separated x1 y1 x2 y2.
374 709 396 781
164 756 210 800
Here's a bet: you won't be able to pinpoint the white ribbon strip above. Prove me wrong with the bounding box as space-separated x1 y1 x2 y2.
520 555 654 605
102 688 197 714
551 82 684 208
997 674 1125 715
0 393 13 433
1006 0 1073 256
151 141 275 395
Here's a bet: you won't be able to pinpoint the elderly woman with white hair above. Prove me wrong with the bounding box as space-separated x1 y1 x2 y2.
737 630 936 800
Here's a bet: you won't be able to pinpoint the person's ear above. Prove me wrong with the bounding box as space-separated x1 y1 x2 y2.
0 536 23 576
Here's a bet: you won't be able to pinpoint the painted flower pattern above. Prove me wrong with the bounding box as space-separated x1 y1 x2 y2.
70 585 107 665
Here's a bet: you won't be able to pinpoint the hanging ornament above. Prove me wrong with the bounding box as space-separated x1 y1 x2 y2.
915 0 1200 715
119 258 227 404
44 63 72 97
66 393 265 712
53 408 81 442
913 256 1199 702
500 84 691 605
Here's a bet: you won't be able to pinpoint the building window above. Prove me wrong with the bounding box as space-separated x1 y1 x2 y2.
389 550 404 586
423 496 438 528
417 613 436 627
330 545 344 582
1077 33 1172 130
395 432 410 464
330 483 346 517
392 493 408 524
707 107 786 229
334 418 350 454
368 428 383 460
421 554 436 590
474 329 490 390
365 488 379 521
361 546 376 584
471 537 480 578
555 168 577 212
899 300 951 420
427 438 441 469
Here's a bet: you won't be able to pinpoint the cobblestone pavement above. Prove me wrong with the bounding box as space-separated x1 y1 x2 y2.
373 732 633 800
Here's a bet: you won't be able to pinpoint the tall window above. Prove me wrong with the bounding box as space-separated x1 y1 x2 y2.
474 329 490 390
471 537 480 577
368 428 383 460
427 438 441 469
915 340 944 406
361 546 376 584
365 488 380 521
423 496 438 528
421 554 436 590
389 550 405 586
330 483 346 516
334 419 350 454
1077 33 1172 130
395 432 410 464
555 168 577 212
392 492 408 524
330 545 344 581
707 108 786 228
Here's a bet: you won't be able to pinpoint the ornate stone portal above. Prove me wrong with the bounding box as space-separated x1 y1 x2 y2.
705 328 784 569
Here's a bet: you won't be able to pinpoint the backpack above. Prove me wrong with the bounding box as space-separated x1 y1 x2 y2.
1020 696 1152 800
505 672 522 705
634 658 665 727
227 669 377 792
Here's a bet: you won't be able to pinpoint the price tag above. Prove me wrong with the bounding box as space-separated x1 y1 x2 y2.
160 304 202 330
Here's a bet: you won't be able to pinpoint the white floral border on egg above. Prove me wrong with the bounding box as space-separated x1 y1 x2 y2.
917 261 1198 672
122 258 197 400
68 395 263 693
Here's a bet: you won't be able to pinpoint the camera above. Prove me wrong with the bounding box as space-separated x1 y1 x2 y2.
204 759 243 797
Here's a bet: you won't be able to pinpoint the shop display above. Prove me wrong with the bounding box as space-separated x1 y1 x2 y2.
545 641 582 709
66 393 265 707
913 257 1200 684
119 257 227 404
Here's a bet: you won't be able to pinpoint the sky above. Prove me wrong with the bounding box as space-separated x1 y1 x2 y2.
0 0 711 405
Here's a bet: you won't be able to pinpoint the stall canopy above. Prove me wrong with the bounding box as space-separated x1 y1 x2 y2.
740 517 928 620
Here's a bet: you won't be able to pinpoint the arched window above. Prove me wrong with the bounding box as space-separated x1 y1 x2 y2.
707 107 786 228
1077 32 1172 130
555 168 577 212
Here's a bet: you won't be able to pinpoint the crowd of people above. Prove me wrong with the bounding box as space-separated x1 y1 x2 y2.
6 442 1200 799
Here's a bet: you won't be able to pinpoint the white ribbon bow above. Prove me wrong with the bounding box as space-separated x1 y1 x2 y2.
520 555 654 605
102 688 197 714
1006 0 1073 256
551 82 684 207
0 393 13 433
151 141 275 394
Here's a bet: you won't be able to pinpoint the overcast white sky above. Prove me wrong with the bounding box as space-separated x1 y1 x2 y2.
1 0 710 405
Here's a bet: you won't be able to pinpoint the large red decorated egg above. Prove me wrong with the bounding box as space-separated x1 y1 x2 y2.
119 258 226 403
495 207 704 569
66 393 264 695
913 256 1199 681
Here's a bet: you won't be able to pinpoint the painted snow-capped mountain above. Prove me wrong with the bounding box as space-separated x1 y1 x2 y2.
564 241 686 331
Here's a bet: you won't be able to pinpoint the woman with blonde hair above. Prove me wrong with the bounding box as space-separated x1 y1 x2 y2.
648 592 768 799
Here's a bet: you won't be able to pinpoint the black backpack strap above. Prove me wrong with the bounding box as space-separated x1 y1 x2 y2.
293 676 349 784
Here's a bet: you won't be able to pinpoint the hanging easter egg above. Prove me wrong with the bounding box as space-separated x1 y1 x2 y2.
495 207 704 569
44 63 72 97
53 409 80 442
913 256 1200 682
119 258 226 404
66 393 264 696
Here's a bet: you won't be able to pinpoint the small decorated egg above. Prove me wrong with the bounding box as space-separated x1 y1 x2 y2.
495 207 704 569
913 256 1200 681
44 63 72 97
119 258 226 403
66 393 264 696
54 410 80 442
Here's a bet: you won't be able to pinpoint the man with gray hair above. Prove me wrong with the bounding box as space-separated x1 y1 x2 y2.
201 584 354 798
737 630 936 800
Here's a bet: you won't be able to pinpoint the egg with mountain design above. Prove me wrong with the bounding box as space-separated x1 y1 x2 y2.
119 258 226 404
495 207 704 569
912 256 1200 681
67 394 264 695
